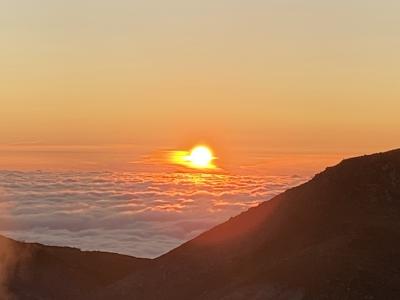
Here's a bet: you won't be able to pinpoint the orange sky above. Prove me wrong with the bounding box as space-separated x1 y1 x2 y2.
1 0 399 171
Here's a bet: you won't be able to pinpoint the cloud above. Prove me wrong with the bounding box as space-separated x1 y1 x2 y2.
0 170 306 258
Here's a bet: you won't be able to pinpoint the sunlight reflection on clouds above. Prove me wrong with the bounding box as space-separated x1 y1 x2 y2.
0 170 306 258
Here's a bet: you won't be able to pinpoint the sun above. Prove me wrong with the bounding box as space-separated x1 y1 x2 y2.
186 146 214 168
170 145 217 170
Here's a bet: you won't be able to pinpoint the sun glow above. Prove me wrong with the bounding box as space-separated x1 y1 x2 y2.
187 146 214 168
170 145 217 170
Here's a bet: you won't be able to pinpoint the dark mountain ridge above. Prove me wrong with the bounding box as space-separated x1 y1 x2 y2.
0 235 149 299
2 149 400 299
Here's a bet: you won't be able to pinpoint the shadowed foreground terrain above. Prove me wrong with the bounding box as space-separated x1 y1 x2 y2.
0 236 149 299
2 149 400 299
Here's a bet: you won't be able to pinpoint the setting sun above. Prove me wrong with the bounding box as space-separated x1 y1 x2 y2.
170 145 217 170
187 146 214 168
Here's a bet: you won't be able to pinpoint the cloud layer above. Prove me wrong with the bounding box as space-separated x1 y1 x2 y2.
0 170 305 258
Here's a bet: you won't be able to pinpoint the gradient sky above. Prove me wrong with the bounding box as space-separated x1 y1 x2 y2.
1 0 399 170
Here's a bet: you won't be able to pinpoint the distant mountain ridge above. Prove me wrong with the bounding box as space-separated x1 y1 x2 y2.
2 149 400 299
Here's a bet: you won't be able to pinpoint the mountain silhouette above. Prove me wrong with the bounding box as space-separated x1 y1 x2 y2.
0 235 149 299
2 149 400 299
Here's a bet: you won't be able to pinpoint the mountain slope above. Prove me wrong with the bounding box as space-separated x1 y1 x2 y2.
0 235 149 299
99 149 400 299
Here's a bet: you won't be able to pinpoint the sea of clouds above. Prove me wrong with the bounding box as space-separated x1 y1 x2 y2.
0 170 305 258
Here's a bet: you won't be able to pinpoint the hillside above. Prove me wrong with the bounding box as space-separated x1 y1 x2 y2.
0 235 149 299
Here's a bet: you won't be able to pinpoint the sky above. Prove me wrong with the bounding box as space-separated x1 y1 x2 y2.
1 0 400 171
